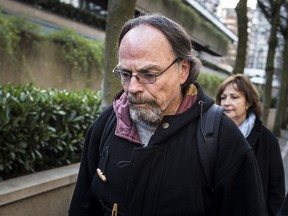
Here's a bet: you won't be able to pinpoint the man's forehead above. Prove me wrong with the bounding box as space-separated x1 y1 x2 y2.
119 26 172 60
121 25 168 46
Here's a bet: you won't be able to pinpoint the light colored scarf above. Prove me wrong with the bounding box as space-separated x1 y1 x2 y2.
238 113 256 138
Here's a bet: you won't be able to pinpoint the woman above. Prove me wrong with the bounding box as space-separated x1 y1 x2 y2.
215 74 285 216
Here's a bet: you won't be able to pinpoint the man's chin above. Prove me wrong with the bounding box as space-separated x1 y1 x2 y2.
129 106 162 126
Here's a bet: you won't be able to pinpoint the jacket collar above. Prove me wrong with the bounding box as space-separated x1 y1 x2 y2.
112 83 213 143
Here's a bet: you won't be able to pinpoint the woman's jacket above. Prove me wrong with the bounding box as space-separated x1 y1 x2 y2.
247 118 285 216
69 83 267 216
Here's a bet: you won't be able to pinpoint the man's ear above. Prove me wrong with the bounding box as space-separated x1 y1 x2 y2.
180 59 190 84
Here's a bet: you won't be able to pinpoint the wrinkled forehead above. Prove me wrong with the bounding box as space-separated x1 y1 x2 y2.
118 25 173 60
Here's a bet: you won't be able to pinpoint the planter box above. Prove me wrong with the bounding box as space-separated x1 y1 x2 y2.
0 163 79 216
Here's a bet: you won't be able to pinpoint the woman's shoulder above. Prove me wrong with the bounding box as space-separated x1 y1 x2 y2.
254 118 279 144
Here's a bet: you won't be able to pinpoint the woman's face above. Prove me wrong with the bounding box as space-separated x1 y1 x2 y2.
220 83 249 126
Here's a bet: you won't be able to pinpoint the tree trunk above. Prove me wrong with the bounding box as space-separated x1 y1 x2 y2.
233 0 248 74
274 1 288 134
258 0 283 125
285 84 288 128
101 0 136 110
273 32 288 135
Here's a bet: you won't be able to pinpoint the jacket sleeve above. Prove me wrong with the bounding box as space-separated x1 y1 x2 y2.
265 127 285 215
277 193 288 216
214 115 268 216
68 107 114 216
68 120 104 216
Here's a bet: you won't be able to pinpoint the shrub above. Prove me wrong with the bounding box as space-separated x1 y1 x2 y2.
0 83 101 180
0 12 104 76
197 73 225 98
47 29 104 74
270 96 278 108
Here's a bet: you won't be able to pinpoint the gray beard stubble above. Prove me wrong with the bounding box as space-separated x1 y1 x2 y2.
128 94 162 127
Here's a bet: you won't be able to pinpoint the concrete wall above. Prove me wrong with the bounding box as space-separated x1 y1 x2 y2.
0 41 102 90
0 0 231 91
136 0 228 56
0 0 105 41
1 0 228 57
0 0 104 90
0 164 79 216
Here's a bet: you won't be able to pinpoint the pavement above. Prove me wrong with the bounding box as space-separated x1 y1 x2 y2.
279 129 288 191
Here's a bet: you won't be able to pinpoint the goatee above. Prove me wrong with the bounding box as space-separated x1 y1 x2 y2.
127 94 162 127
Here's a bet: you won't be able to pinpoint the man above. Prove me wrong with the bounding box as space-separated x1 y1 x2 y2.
69 13 267 215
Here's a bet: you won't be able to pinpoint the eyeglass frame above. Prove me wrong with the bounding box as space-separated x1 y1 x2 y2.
112 58 179 84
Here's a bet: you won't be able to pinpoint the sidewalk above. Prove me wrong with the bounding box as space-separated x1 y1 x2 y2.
279 129 288 191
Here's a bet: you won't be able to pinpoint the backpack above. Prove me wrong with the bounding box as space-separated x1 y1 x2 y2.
197 104 223 190
98 104 223 189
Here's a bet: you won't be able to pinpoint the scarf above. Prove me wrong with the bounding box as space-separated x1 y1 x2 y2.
238 113 256 138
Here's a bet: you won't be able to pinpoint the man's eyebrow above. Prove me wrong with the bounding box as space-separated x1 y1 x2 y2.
138 64 161 72
116 63 161 72
115 65 131 72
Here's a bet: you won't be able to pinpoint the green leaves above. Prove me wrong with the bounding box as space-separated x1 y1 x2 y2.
0 84 101 180
0 13 20 57
48 29 104 74
0 11 104 80
197 73 225 98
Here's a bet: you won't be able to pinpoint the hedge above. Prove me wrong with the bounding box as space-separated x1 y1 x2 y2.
198 72 225 98
0 83 101 181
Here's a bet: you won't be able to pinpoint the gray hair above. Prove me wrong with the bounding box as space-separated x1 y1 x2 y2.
118 13 202 94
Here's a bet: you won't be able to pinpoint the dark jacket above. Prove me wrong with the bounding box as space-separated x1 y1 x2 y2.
277 192 288 216
69 84 267 216
247 118 285 216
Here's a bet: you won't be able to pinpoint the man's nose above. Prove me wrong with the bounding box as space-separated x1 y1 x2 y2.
127 76 142 93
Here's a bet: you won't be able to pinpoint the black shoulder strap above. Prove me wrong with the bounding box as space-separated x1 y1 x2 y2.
99 110 116 155
197 104 223 189
86 107 116 179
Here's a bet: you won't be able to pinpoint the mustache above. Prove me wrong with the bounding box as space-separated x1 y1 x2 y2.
127 94 157 105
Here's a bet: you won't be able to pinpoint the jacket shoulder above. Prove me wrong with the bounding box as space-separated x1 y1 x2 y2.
216 114 253 176
253 118 279 145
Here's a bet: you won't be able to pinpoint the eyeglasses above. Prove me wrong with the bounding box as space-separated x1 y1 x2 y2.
112 58 178 84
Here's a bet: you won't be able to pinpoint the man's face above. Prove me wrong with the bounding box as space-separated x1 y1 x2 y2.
117 25 189 125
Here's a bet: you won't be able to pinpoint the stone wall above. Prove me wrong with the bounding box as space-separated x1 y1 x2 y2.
0 42 102 90
0 0 104 91
0 164 79 216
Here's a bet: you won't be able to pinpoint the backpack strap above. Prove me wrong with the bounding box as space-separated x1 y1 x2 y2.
95 109 116 182
197 104 223 190
98 110 116 155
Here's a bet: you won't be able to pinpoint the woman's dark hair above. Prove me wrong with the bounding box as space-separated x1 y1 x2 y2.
215 74 263 118
118 13 202 94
